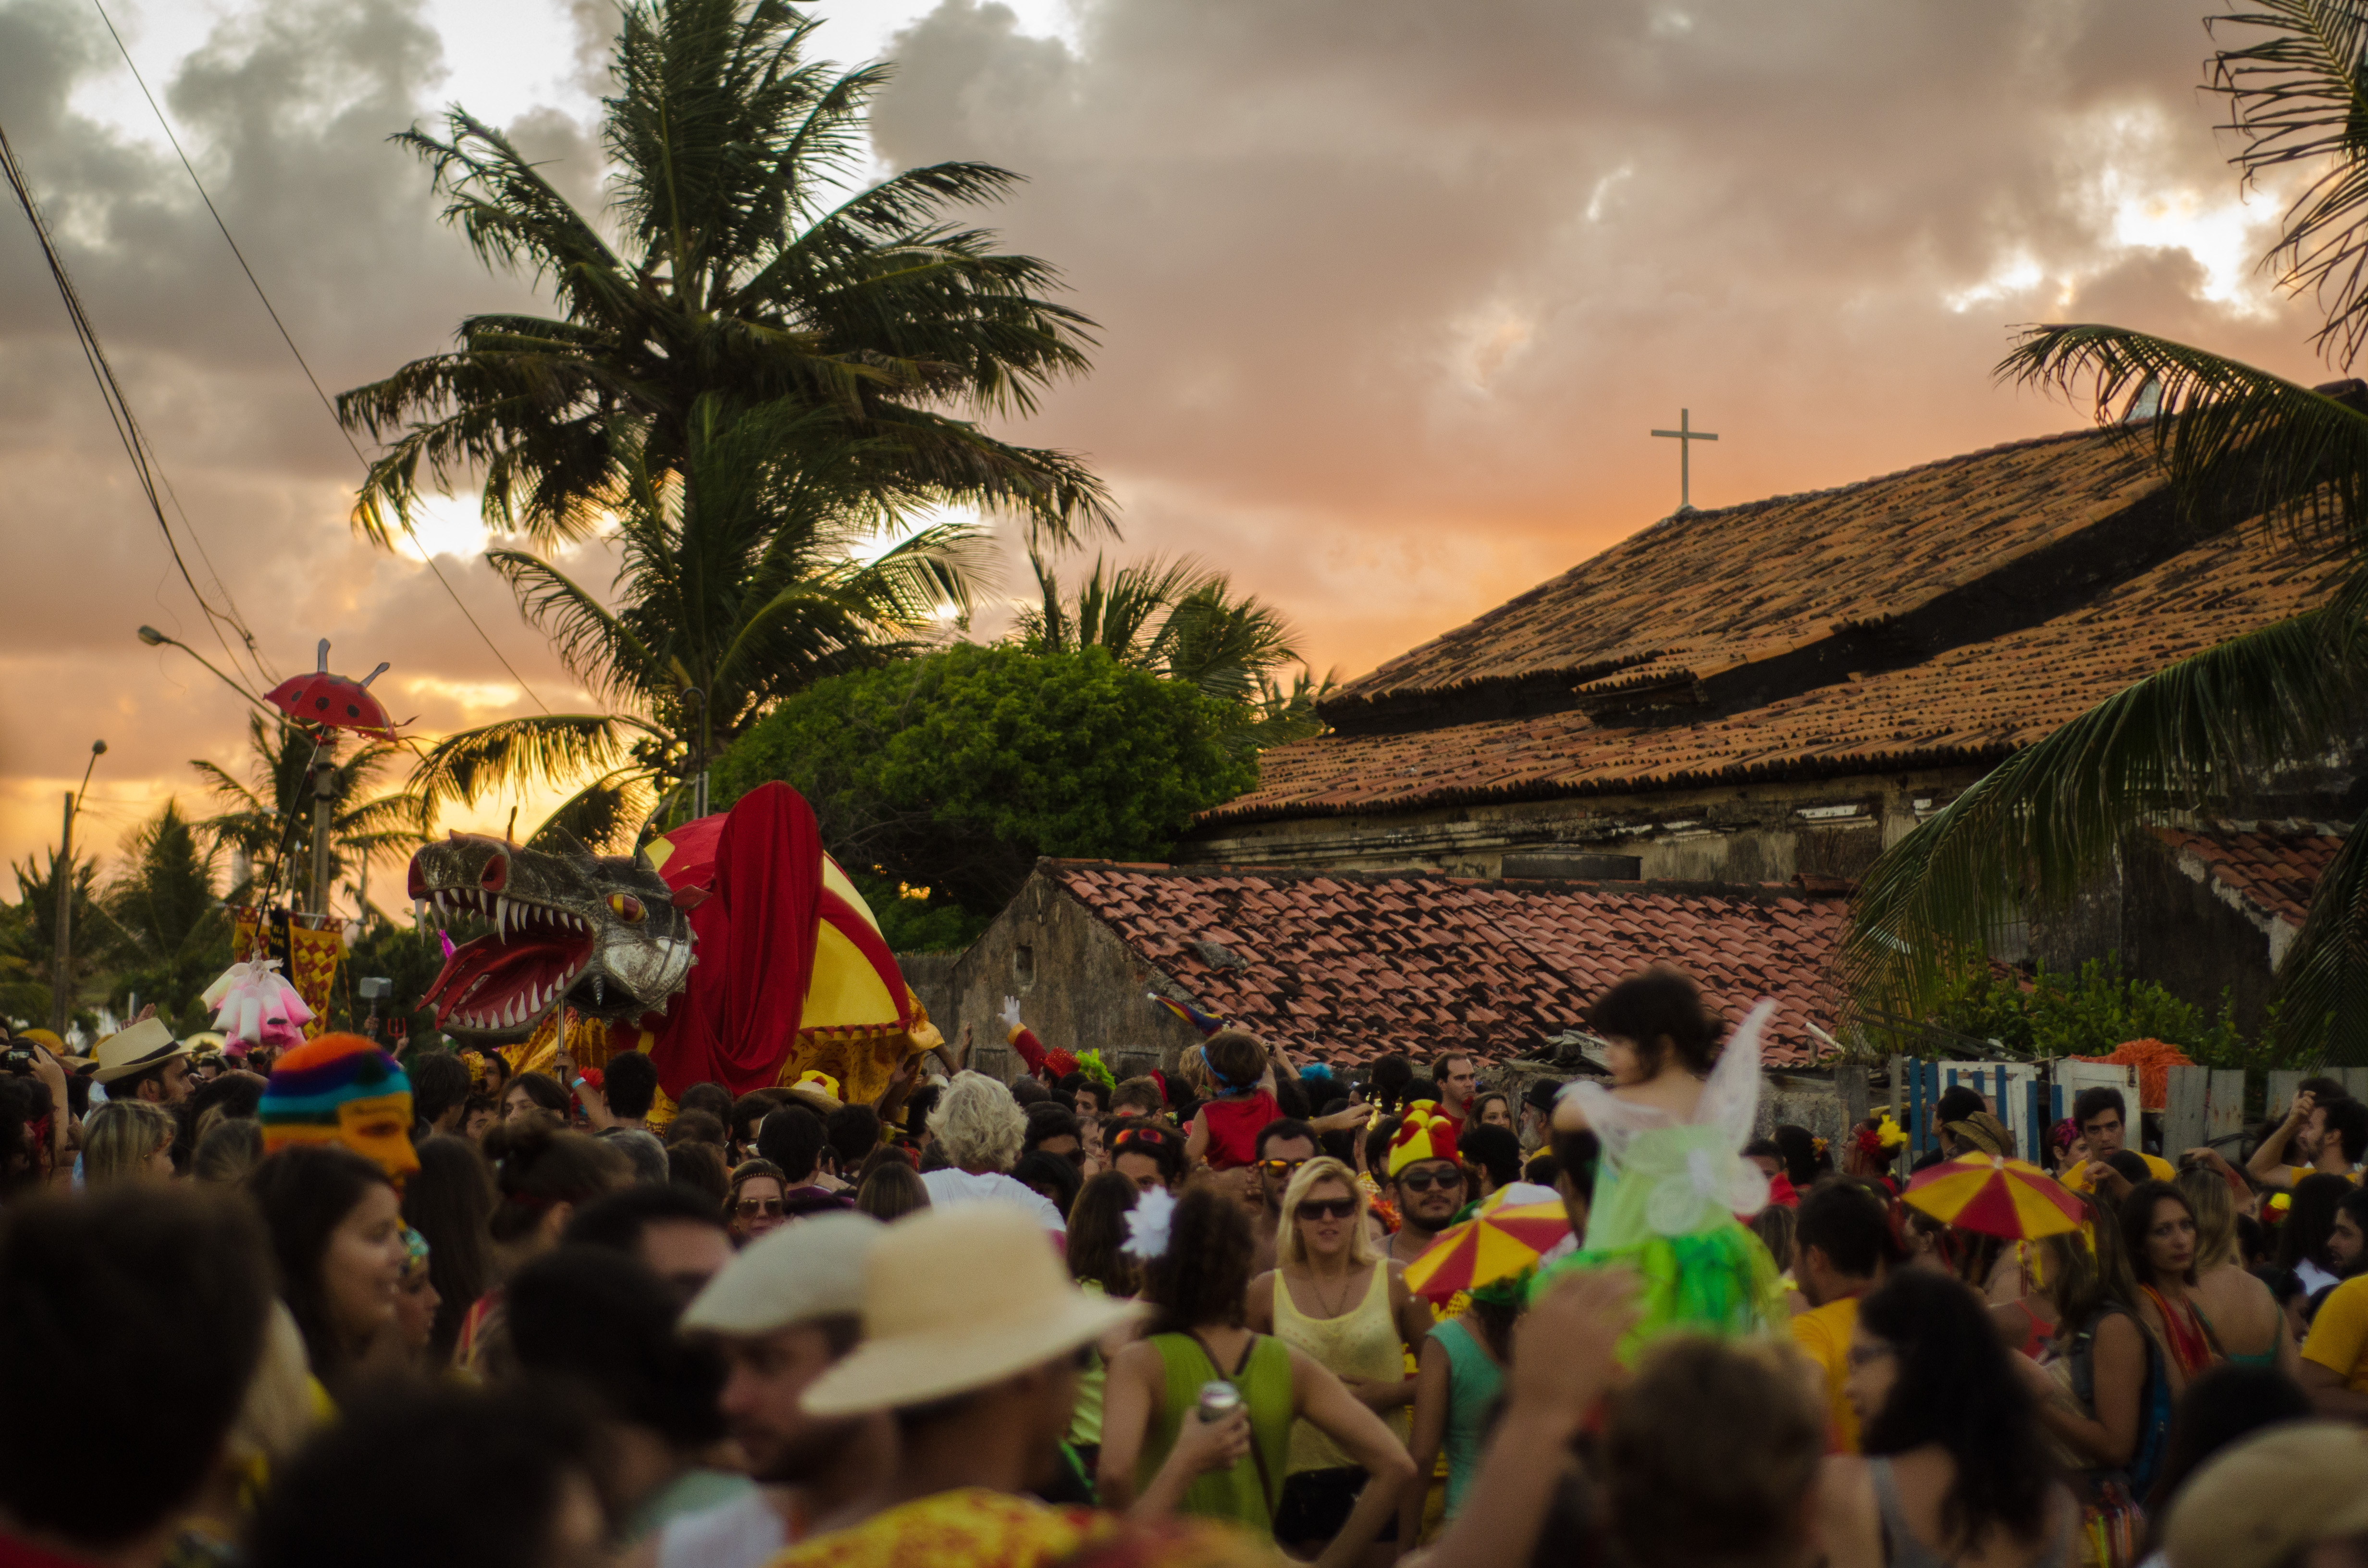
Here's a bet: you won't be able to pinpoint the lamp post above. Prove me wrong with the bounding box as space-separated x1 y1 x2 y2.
136 625 277 717
50 739 106 1040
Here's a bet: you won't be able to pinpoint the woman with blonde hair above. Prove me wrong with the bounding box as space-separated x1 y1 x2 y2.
82 1100 177 1186
2176 1163 2294 1374
1247 1154 1431 1558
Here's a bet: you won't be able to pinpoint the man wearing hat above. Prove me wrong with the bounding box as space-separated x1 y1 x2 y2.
90 1017 195 1105
660 1213 893 1568
774 1207 1263 1568
1383 1103 1468 1269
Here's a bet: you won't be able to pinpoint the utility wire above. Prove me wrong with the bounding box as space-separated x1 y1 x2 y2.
87 0 552 715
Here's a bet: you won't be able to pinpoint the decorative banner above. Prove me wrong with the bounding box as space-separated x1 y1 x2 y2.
284 922 347 1040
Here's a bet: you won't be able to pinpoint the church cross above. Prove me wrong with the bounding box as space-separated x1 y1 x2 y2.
1650 407 1718 512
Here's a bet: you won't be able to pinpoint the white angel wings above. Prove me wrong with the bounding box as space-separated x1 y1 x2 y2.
1556 999 1776 1236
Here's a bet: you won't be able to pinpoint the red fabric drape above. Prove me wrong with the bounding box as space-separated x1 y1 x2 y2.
647 783 823 1097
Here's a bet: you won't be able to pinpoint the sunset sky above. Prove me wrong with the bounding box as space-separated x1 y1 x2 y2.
0 0 2339 901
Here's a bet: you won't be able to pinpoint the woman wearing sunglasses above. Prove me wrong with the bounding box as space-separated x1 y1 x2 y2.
1247 1155 1433 1562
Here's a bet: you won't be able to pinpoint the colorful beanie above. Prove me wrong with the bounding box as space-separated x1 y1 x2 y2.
259 1032 419 1181
1388 1101 1461 1178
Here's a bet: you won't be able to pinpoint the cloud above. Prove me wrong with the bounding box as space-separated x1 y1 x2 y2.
867 0 2331 679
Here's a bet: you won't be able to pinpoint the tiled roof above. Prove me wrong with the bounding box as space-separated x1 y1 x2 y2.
1327 427 2165 720
1213 497 2349 823
2151 823 2346 930
1050 860 1849 1067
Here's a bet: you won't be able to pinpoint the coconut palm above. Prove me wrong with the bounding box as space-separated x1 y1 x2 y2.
99 802 232 1032
335 0 1110 551
1014 549 1333 748
410 394 986 844
193 715 435 907
1841 2 2368 1061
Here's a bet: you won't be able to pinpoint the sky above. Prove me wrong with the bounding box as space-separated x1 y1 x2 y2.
0 0 2337 905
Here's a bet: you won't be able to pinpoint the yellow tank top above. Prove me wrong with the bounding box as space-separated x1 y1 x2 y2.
1271 1261 1408 1471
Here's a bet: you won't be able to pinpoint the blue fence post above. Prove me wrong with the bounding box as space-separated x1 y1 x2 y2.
2025 1078 2044 1162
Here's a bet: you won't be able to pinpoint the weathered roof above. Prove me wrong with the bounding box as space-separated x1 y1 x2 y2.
1049 859 1849 1067
1325 427 2166 724
1212 468 2346 824
2151 822 2346 931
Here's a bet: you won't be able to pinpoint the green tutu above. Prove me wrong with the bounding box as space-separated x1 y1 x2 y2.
1533 1219 1790 1363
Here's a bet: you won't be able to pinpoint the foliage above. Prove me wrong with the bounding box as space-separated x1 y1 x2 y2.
0 851 111 1029
335 915 461 1044
849 870 990 954
1908 955 2254 1066
409 395 989 844
1015 550 1334 752
192 715 433 905
98 803 232 1036
336 0 1109 551
713 643 1259 915
1842 3 2368 1064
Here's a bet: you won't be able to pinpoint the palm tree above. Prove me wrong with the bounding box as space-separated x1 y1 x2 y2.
99 802 231 1033
1840 3 2368 1062
334 0 1110 552
1015 550 1334 750
411 394 986 844
4 851 116 1031
193 715 435 908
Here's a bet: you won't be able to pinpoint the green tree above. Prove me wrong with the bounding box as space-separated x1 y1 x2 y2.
1016 551 1334 752
714 643 1258 919
1842 3 2368 1063
410 396 986 845
335 0 1109 552
99 802 232 1035
193 714 434 908
3 849 118 1032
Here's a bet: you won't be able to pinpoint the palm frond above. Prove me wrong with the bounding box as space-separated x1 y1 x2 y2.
487 547 661 705
2000 323 2368 549
525 771 655 854
409 713 656 810
2269 822 2368 1061
1842 592 2368 1029
2208 2 2368 363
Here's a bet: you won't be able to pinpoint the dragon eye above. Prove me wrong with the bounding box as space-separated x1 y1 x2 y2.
607 894 645 923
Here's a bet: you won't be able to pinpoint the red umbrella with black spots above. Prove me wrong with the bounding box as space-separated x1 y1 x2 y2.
264 639 413 741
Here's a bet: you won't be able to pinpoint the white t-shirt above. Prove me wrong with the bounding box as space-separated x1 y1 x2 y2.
657 1489 788 1568
919 1167 1066 1233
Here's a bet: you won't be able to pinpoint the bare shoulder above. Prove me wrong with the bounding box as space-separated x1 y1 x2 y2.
1815 1454 1879 1568
1109 1337 1164 1381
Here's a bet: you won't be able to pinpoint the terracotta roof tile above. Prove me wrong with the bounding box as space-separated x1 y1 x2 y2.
1214 513 2347 823
2150 822 2346 930
1050 860 1846 1066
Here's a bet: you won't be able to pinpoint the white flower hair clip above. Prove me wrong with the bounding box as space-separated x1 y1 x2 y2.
1122 1186 1177 1262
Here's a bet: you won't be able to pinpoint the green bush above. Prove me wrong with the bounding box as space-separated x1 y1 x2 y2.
1920 954 2258 1065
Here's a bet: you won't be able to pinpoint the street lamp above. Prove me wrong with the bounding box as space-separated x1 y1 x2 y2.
51 739 105 1039
136 625 278 718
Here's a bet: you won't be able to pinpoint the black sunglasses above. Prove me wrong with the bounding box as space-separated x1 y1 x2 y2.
1396 1170 1457 1193
1295 1198 1357 1222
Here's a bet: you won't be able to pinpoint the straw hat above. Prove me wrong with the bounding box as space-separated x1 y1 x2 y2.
2165 1421 2368 1568
801 1204 1142 1416
683 1211 881 1336
91 1018 191 1085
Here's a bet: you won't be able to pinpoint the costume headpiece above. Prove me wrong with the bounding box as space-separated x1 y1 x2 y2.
259 1032 419 1180
201 957 314 1056
1075 1049 1117 1091
1388 1100 1461 1178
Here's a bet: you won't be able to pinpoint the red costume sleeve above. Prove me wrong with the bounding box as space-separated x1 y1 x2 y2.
1008 1026 1047 1075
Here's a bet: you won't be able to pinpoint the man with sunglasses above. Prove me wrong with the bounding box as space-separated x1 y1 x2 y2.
1383 1105 1468 1268
1250 1118 1320 1273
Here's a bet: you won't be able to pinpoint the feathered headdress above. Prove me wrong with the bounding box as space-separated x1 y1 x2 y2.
1076 1049 1117 1092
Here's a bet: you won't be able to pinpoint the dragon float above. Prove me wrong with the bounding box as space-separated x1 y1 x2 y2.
406 782 936 1110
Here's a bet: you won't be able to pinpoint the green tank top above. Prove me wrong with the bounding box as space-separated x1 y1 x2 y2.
1142 1332 1295 1530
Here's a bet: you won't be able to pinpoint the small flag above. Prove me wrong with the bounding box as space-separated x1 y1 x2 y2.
1149 992 1224 1037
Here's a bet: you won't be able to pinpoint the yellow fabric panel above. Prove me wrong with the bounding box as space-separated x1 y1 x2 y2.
802 919 900 1030
820 855 886 934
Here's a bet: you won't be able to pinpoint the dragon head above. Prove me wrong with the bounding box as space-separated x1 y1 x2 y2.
407 831 695 1041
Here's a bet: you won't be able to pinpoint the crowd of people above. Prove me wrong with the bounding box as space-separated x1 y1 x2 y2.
7 969 2368 1568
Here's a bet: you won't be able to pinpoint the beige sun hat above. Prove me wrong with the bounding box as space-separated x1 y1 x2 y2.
801 1203 1143 1417
91 1018 191 1085
2164 1421 2368 1568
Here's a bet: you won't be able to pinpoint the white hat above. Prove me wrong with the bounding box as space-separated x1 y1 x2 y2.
801 1205 1142 1416
91 1018 191 1085
681 1211 882 1336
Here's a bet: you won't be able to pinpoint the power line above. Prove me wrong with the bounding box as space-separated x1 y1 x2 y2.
86 0 552 715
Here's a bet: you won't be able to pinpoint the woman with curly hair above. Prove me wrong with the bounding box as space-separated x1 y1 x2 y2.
1098 1186 1414 1559
915 1070 1062 1233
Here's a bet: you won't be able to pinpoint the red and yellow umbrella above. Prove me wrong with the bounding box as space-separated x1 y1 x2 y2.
1404 1199 1572 1303
1904 1152 2084 1240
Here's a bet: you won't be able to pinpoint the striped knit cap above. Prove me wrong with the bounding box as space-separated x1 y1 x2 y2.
259 1032 418 1180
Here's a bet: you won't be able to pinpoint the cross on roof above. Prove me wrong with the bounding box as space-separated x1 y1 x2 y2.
1651 407 1718 512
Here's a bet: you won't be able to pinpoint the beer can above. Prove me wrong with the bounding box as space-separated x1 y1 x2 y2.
1196 1379 1243 1423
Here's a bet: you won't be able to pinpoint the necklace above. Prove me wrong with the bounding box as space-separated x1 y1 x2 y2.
1304 1262 1357 1319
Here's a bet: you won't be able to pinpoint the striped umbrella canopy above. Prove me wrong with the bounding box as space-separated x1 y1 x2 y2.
1903 1152 2084 1240
1404 1199 1572 1302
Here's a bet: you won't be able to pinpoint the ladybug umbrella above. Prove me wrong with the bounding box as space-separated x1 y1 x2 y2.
1404 1197 1573 1303
265 639 411 741
1903 1152 2084 1241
